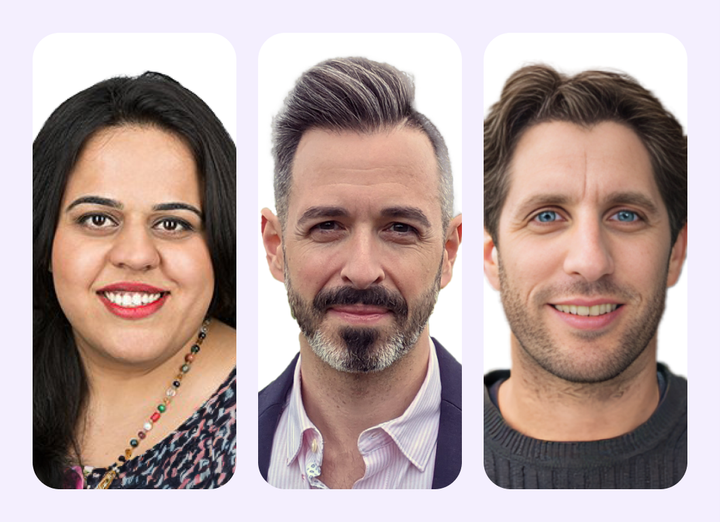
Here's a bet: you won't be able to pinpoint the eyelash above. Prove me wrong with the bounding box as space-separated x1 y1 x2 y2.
530 209 643 225
308 221 420 238
76 213 195 234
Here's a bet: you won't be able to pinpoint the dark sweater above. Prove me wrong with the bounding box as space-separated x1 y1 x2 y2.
484 363 687 489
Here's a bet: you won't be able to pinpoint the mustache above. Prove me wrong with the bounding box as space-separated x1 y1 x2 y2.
534 279 637 304
313 286 409 317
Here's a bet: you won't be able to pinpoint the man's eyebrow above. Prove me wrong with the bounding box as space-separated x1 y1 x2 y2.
381 206 431 228
297 206 349 226
513 194 572 218
602 191 661 217
513 191 662 218
153 202 204 219
66 196 122 212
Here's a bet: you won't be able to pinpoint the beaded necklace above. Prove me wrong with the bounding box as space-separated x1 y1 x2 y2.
90 318 211 489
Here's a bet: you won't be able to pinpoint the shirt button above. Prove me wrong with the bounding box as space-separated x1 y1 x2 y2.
311 439 318 453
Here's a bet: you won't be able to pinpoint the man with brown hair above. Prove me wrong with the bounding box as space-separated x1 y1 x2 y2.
483 65 687 489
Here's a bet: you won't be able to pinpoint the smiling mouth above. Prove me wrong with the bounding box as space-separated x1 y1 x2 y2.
552 304 620 317
101 291 168 308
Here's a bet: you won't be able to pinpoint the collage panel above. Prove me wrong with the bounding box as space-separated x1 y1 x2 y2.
257 33 462 489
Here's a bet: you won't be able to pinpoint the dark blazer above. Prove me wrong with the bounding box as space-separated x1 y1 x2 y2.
258 338 462 489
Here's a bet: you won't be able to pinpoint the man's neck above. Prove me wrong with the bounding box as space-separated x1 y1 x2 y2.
498 336 660 442
298 331 431 487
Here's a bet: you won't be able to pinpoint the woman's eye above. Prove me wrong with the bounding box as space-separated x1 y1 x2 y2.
154 218 192 233
78 213 116 229
534 210 560 223
611 210 639 222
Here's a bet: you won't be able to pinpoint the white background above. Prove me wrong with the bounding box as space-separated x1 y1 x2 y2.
483 34 688 377
5 1 718 520
258 34 462 389
33 34 236 140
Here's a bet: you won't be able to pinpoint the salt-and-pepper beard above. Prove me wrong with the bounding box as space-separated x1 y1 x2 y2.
285 259 443 373
498 256 668 384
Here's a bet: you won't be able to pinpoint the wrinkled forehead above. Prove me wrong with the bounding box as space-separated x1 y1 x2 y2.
287 127 443 221
502 121 664 217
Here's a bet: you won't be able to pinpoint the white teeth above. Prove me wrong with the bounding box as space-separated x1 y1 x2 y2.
554 304 618 316
103 292 164 308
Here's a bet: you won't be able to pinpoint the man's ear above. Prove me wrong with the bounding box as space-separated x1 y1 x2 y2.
666 223 688 287
440 214 462 289
261 208 285 282
484 229 500 291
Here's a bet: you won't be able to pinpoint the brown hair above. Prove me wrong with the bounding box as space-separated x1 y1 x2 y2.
484 64 686 245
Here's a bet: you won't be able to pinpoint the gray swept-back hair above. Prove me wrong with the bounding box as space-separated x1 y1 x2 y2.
484 64 687 246
272 57 453 230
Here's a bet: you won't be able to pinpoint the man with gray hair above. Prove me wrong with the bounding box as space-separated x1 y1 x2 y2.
259 57 462 489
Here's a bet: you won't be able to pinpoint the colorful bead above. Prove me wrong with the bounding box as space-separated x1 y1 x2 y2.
102 319 209 484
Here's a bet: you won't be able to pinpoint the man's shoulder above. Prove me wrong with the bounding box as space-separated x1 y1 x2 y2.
432 338 461 409
259 353 299 416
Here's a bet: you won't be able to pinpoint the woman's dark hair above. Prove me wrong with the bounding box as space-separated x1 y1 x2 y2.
33 72 236 488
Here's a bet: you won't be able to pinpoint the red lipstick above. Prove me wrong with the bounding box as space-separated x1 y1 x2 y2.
97 282 169 320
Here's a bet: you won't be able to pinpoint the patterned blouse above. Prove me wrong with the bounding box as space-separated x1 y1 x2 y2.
78 368 236 489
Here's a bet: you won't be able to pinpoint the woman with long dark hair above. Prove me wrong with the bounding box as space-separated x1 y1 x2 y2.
33 72 236 489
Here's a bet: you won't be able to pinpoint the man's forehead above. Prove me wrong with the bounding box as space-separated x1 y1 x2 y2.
287 127 442 218
503 121 663 214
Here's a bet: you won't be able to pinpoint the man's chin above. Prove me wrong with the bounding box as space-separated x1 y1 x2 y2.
306 327 408 374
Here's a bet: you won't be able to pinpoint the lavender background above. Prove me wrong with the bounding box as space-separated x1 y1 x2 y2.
7 1 719 520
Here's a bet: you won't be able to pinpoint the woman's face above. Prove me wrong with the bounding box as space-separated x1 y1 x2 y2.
52 125 215 367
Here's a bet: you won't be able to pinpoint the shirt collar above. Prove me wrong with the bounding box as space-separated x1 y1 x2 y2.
371 341 441 471
282 341 442 472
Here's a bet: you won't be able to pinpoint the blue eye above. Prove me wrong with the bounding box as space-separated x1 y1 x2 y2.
535 211 558 223
613 210 638 222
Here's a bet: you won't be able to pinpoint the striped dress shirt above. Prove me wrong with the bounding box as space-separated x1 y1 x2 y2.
267 343 441 489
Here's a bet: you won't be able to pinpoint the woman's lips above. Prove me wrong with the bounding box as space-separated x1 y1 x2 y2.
326 305 392 325
96 283 169 320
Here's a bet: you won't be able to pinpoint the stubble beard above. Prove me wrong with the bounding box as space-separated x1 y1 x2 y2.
498 259 668 384
285 260 443 374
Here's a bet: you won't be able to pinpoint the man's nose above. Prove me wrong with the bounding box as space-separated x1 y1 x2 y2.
562 215 614 282
107 224 161 272
339 229 385 289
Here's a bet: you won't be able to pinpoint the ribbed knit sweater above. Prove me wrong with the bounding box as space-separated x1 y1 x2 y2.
484 363 687 489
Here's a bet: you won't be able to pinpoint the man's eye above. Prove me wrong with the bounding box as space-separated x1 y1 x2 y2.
315 221 339 230
534 210 560 223
388 223 416 234
611 210 639 222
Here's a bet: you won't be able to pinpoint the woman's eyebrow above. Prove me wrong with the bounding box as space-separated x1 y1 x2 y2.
153 202 203 218
66 196 122 212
